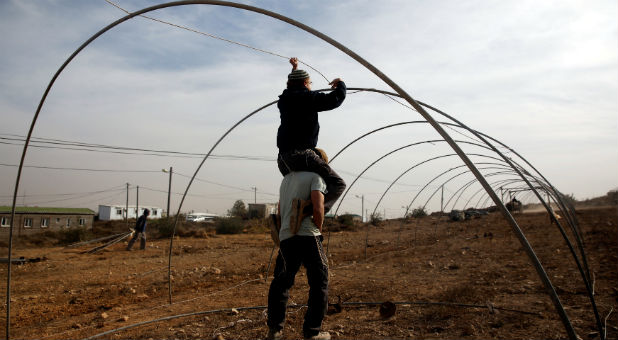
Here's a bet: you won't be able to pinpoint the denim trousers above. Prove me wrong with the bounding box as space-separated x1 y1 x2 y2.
267 235 329 337
277 149 346 213
126 231 146 250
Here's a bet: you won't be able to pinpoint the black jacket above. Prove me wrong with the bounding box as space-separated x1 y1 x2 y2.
135 215 147 232
276 81 346 152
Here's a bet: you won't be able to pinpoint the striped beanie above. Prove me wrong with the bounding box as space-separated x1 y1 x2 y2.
288 69 310 80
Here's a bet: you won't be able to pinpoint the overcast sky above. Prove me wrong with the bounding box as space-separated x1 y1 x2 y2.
1 0 616 218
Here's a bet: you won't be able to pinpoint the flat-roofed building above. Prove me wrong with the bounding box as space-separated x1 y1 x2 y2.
0 206 95 237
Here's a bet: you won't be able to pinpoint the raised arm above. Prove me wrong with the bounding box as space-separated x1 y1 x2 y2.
289 57 298 71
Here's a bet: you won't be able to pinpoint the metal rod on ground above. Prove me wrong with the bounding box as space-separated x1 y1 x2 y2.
66 232 127 248
84 232 132 254
81 299 541 340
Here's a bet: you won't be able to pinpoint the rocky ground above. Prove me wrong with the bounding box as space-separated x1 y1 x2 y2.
1 206 616 339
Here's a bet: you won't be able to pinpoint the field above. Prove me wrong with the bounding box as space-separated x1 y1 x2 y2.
1 206 616 339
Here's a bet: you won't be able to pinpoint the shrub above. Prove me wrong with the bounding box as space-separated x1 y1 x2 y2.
156 221 175 238
336 214 356 227
57 227 90 245
370 212 383 226
409 206 427 218
215 217 245 235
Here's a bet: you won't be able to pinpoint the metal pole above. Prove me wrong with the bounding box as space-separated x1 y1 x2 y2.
441 185 444 212
361 195 364 222
167 167 172 218
136 185 140 219
252 187 257 204
125 183 129 228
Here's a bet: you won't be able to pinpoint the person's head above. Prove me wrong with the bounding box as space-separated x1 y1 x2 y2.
143 209 150 217
314 148 328 163
287 69 311 90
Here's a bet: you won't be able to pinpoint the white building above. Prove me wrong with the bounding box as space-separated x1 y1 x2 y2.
98 205 163 221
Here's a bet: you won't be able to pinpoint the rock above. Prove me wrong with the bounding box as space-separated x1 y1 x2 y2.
229 308 239 315
379 301 396 319
213 334 225 340
118 315 129 322
100 312 109 319
212 267 222 275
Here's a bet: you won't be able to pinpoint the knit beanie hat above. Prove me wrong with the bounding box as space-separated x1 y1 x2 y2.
288 69 310 80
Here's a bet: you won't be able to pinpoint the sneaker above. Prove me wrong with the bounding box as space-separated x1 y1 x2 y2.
290 198 312 235
266 328 283 340
304 331 331 340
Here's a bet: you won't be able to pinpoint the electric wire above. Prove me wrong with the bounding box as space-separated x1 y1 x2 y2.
0 136 275 161
103 0 331 83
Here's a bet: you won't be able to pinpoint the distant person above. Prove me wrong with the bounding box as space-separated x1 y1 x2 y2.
127 209 149 251
266 167 330 340
277 57 347 220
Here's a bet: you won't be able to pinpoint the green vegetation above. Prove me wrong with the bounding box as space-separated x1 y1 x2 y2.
227 200 247 219
215 217 245 234
409 206 428 218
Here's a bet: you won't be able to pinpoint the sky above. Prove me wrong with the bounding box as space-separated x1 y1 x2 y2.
0 0 616 219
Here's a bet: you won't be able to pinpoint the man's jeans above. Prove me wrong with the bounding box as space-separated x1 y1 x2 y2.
126 231 146 250
267 235 329 338
277 149 346 213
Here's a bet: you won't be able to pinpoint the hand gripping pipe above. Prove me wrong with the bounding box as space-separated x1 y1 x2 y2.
5 1 580 339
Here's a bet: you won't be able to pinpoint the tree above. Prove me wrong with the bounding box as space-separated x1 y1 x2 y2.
228 199 247 218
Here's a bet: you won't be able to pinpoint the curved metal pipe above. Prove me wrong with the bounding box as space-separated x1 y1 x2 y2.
427 169 522 213
370 153 507 216
418 167 514 213
7 2 582 338
405 166 514 216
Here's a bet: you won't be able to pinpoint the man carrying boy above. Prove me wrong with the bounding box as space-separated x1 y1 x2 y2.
267 159 331 340
276 57 347 219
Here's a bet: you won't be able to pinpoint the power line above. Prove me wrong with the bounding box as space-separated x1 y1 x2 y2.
0 136 275 161
0 163 160 173
0 185 127 199
103 0 331 83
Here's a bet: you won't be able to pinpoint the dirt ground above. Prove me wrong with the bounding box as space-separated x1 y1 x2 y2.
1 206 616 339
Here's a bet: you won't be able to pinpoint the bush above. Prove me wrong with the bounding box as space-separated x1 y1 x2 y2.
215 217 245 235
409 206 427 218
156 221 175 238
370 212 383 226
336 214 357 227
57 227 91 245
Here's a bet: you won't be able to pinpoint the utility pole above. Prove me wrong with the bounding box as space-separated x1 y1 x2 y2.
136 185 139 218
355 194 364 222
162 167 172 218
125 183 129 228
251 187 257 204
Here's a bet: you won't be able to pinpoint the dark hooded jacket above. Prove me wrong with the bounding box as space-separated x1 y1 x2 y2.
276 81 346 152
